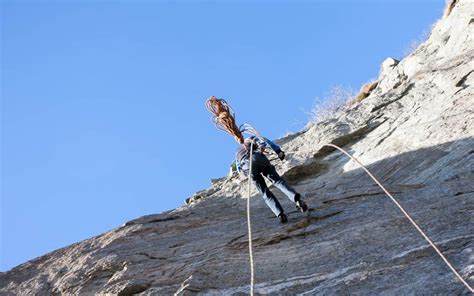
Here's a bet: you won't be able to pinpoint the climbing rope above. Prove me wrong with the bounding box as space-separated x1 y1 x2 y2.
243 143 473 294
322 143 473 293
246 142 255 296
205 96 245 144
204 98 471 292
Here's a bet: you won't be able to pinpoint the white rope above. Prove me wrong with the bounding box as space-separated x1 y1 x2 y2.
247 142 255 296
322 143 473 293
242 142 472 293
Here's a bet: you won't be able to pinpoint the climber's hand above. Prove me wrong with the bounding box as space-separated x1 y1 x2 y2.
278 151 286 161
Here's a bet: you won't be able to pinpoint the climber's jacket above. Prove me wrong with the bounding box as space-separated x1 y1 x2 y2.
235 136 282 174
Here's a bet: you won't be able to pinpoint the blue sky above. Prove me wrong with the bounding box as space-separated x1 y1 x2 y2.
1 0 444 271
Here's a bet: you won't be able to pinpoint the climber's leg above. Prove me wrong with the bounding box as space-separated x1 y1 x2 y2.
252 171 284 217
264 166 299 203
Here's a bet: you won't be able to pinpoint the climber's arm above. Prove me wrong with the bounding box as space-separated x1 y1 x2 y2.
263 137 285 160
263 137 282 154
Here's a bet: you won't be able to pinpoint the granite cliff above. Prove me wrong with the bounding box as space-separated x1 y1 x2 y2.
1 0 473 294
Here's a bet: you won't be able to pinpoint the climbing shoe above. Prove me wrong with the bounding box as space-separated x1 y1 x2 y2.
278 212 288 223
295 194 308 212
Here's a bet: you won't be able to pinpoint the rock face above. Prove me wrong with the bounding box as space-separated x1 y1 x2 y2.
1 1 474 295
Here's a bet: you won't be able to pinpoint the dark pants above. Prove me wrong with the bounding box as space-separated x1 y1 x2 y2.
246 152 299 216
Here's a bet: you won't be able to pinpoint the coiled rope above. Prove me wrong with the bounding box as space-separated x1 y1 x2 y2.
244 143 473 294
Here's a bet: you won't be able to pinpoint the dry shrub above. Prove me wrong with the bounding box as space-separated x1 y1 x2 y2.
308 85 355 124
350 80 378 105
403 39 422 57
402 29 431 57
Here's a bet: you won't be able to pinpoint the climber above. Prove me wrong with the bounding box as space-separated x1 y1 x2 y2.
235 135 308 223
205 96 308 223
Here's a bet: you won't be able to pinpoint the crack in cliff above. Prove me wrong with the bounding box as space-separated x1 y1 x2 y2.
313 123 383 159
322 191 398 206
371 83 415 113
454 69 473 95
227 211 344 249
136 252 166 260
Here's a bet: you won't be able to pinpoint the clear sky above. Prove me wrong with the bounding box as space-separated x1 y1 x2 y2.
1 0 445 271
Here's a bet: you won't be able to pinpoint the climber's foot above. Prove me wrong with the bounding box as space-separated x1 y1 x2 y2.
278 212 288 223
295 194 308 213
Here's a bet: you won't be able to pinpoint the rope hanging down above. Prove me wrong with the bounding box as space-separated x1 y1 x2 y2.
245 143 472 294
321 144 473 293
204 97 472 293
205 96 259 295
247 142 255 296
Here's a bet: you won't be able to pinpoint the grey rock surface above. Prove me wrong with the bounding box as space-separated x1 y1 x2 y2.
1 1 473 295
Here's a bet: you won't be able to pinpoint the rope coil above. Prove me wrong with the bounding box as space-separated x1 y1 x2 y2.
206 96 245 144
